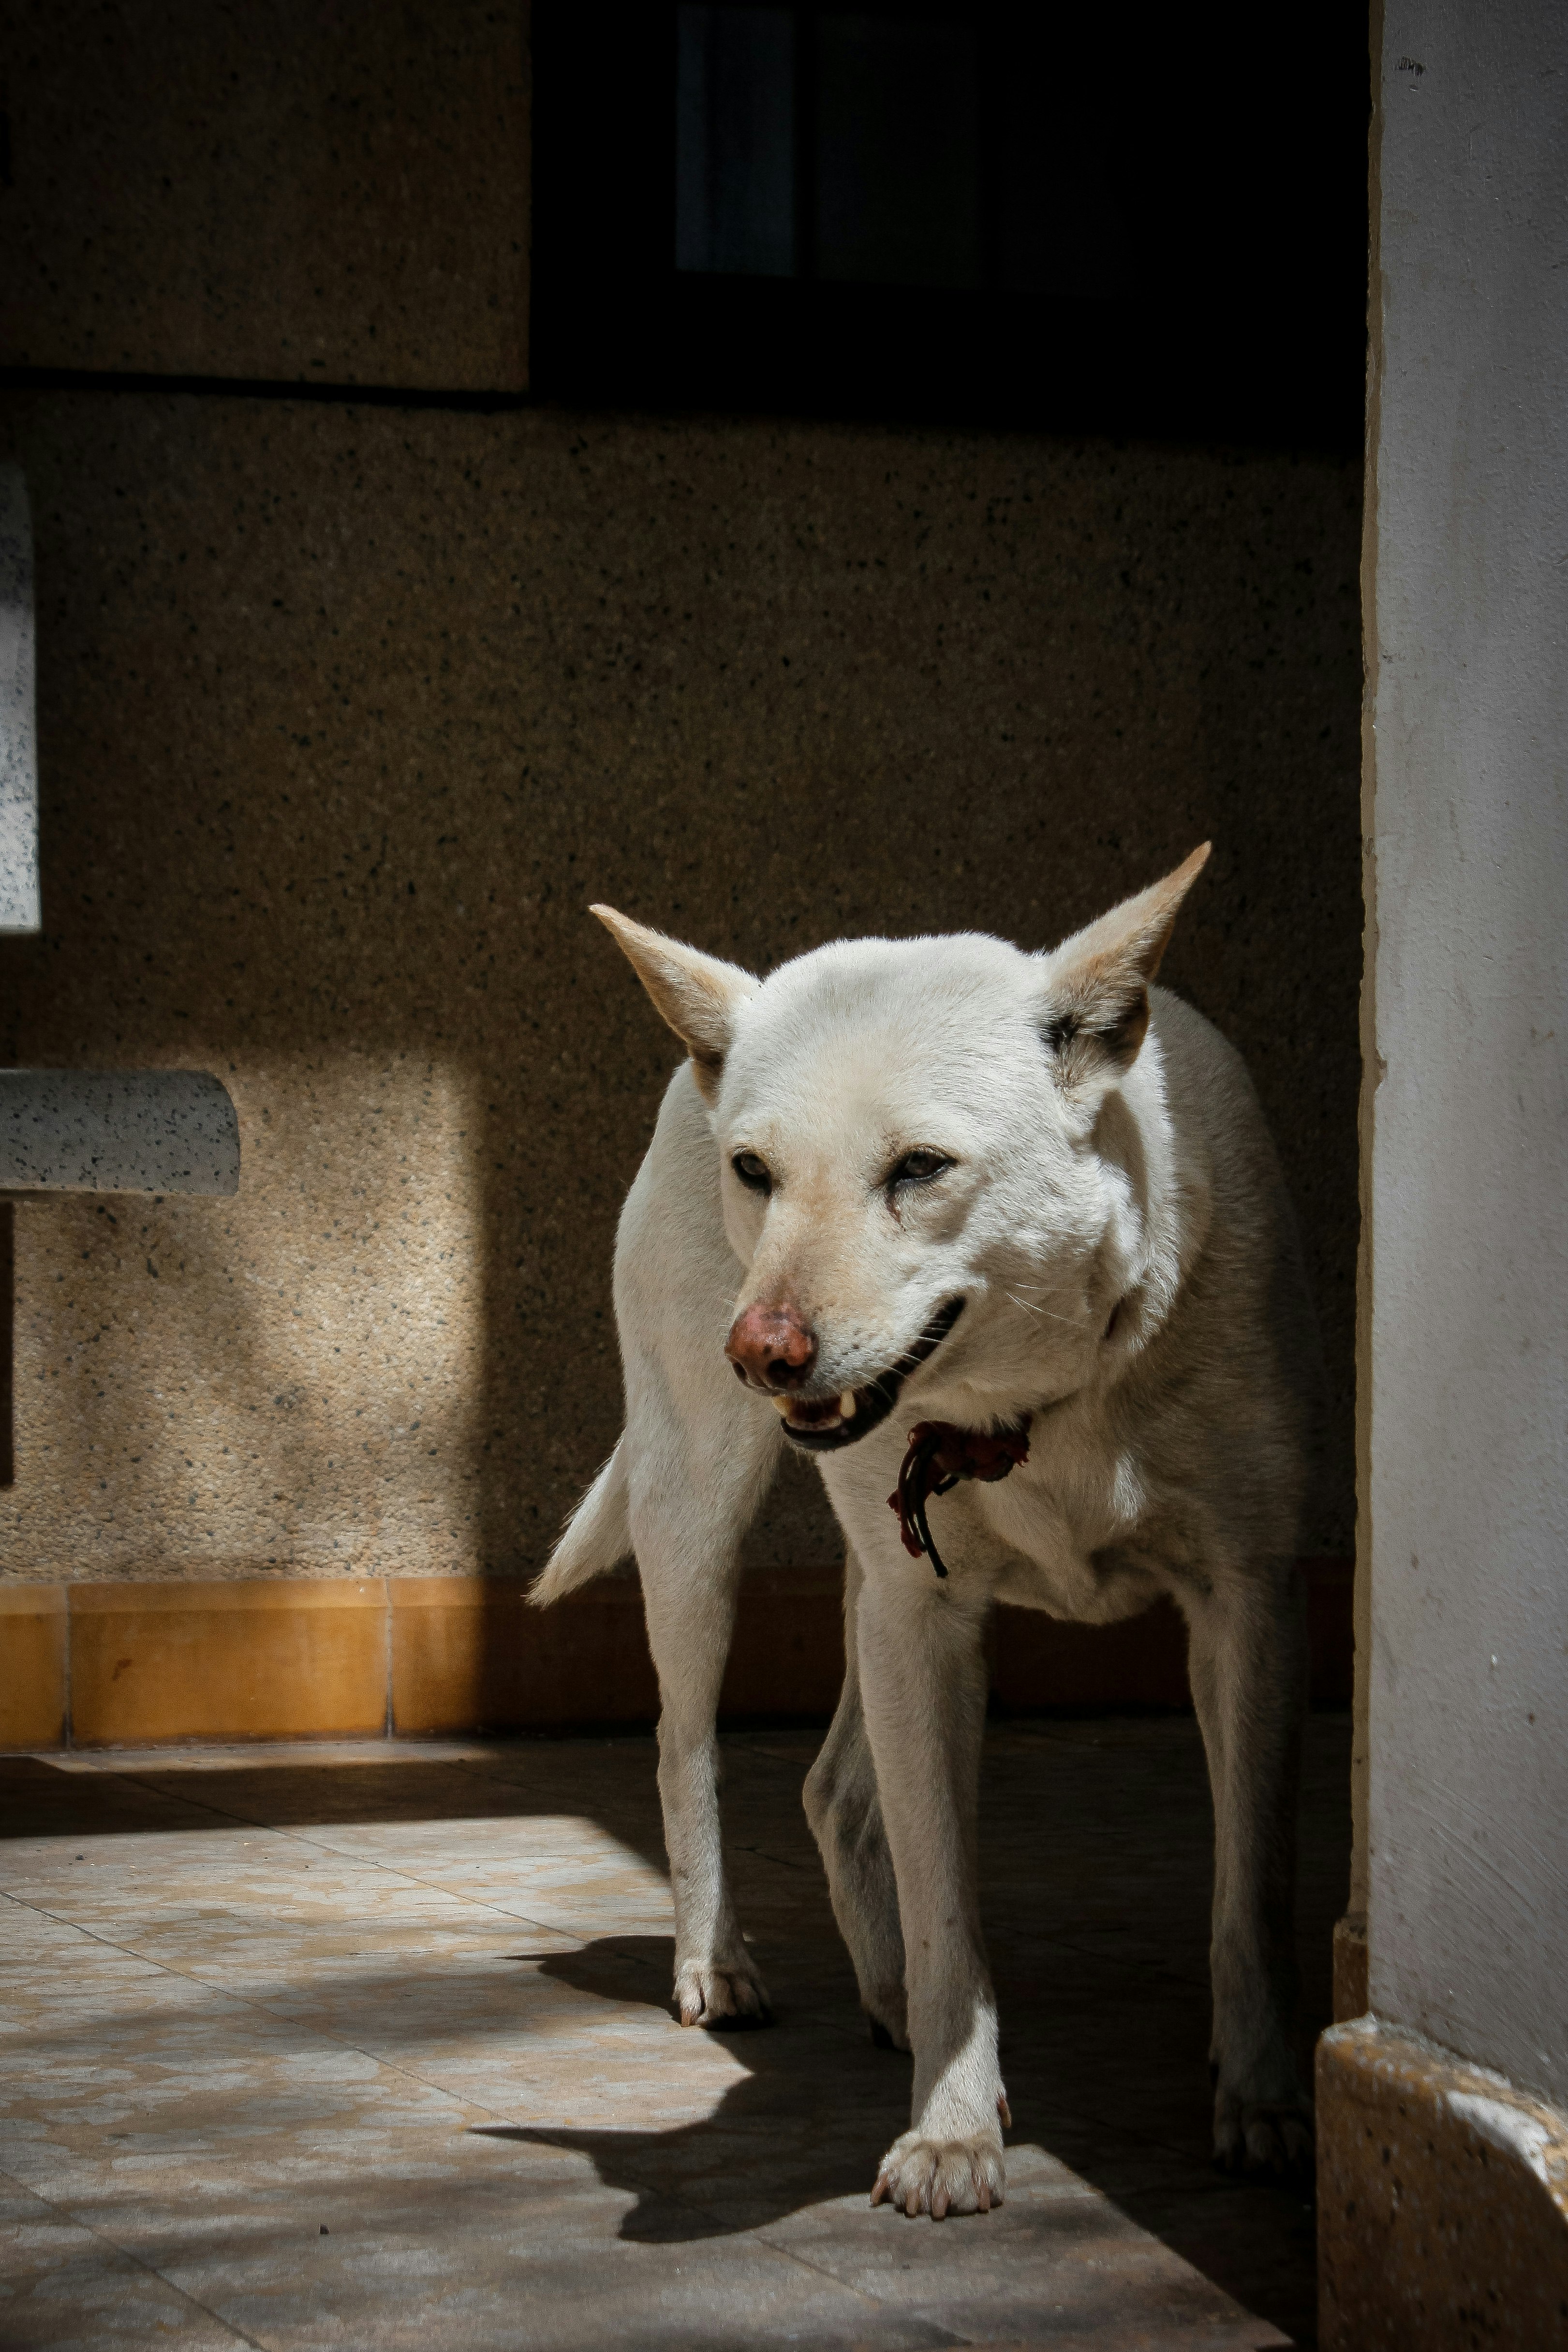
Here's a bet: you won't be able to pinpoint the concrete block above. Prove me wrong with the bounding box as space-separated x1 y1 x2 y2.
0 1070 239 1193
1318 2016 1568 2348
0 466 39 933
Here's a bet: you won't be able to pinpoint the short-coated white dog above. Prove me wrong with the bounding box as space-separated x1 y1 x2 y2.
531 848 1319 2218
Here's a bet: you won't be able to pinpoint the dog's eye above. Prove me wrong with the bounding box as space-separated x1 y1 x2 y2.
889 1149 951 1188
731 1151 772 1195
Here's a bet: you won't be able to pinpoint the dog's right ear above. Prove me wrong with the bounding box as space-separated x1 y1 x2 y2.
591 907 758 1100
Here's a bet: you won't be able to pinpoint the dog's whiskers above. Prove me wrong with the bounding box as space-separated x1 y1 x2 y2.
1005 1291 1078 1326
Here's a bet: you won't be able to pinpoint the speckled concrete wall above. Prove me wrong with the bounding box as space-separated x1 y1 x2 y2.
0 391 1361 1581
1 2 529 389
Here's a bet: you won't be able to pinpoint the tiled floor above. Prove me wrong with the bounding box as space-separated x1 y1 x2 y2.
0 1713 1349 2350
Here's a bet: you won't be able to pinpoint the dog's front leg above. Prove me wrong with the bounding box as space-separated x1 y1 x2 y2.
1184 1562 1313 2173
857 1566 1005 2218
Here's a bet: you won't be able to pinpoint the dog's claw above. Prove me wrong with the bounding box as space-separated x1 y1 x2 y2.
997 2091 1012 2129
872 2128 1006 2218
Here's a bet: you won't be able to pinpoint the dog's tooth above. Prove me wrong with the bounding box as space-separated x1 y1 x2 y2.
840 1390 857 1420
771 1395 791 1416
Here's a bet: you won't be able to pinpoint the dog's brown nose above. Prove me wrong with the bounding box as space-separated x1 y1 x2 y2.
725 1302 818 1392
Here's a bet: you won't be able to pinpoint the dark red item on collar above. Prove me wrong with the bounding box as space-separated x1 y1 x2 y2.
888 1418 1032 1578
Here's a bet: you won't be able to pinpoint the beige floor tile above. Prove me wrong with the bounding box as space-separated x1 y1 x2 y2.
0 2170 248 2349
0 1724 1346 2348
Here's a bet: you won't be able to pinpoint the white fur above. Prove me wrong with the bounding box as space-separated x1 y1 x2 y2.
533 862 1320 2209
529 1441 631 1603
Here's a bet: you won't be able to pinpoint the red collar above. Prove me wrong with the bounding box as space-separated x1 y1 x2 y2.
888 1418 1032 1578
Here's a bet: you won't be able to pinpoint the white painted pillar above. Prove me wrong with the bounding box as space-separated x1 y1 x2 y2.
1365 0 1568 2100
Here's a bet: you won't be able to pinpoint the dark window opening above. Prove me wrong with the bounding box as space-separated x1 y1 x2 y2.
533 2 1368 449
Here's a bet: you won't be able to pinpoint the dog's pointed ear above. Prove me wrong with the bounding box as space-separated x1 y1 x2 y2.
592 906 758 1099
1035 845 1211 1092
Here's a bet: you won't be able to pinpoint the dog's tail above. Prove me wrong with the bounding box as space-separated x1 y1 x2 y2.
528 1438 632 1607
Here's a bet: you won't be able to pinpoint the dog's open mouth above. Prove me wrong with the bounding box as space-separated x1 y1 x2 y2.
776 1298 966 1454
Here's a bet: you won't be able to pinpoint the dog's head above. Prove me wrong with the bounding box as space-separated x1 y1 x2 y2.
592 848 1210 1452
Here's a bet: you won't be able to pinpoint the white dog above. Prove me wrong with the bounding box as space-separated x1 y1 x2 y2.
531 848 1319 2217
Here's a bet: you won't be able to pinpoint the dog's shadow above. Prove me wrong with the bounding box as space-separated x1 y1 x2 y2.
474 1935 910 2241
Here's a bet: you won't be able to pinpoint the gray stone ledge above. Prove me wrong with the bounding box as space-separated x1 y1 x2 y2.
0 464 40 935
0 1070 240 1194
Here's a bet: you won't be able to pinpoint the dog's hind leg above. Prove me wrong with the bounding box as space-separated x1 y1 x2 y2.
628 1370 780 2029
1183 1560 1313 2176
803 1542 908 2051
607 1062 783 2027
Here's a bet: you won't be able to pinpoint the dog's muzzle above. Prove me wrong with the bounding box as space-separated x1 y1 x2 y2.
774 1297 967 1454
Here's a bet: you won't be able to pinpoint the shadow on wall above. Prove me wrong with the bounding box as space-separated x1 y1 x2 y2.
11 1057 484 1578
0 397 1361 1628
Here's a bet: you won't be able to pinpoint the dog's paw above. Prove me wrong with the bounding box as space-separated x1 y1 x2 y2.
871 2128 1005 2218
1212 2084 1314 2179
674 1955 772 2030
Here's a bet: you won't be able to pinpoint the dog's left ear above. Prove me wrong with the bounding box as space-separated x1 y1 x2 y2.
1035 844 1211 1093
591 906 758 1100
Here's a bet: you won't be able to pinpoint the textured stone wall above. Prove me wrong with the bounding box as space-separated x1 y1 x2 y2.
0 390 1361 1583
2 0 530 389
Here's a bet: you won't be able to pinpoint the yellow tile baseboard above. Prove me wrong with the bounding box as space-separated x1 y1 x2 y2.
0 1587 68 1748
69 1579 388 1746
0 1559 1352 1748
0 1570 849 1748
390 1574 658 1734
389 1567 847 1733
